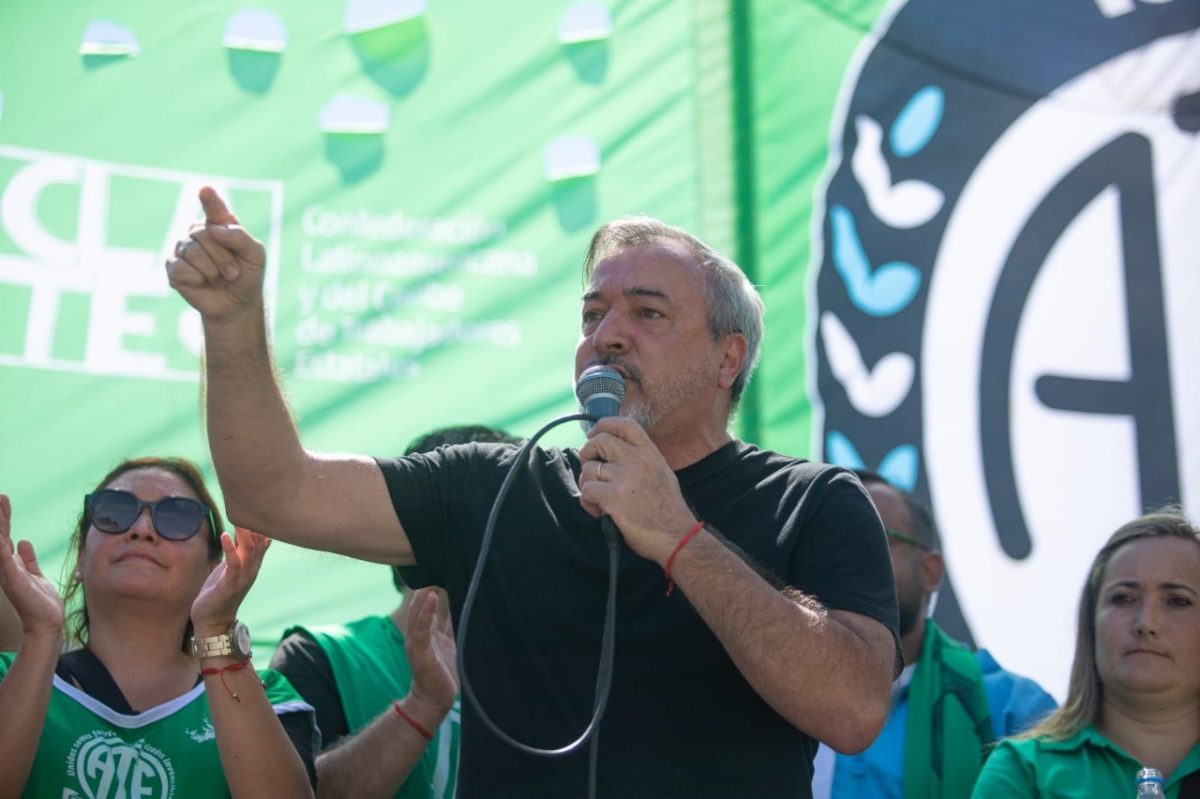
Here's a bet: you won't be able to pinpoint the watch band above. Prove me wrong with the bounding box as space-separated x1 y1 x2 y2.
192 630 235 659
192 621 250 660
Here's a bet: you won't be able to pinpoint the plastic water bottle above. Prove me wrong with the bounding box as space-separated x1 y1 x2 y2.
1135 767 1165 798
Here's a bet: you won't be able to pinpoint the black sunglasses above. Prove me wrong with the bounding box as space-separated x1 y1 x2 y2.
886 528 932 551
888 525 931 551
85 489 217 543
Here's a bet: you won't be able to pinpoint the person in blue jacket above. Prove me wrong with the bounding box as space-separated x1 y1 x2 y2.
812 471 1058 799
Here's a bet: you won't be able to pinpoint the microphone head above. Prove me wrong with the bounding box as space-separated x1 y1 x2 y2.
576 366 626 429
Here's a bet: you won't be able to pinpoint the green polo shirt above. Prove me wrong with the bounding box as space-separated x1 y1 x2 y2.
972 724 1200 798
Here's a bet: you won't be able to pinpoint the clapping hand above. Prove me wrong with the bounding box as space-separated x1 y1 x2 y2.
191 528 271 633
404 588 458 716
0 495 64 640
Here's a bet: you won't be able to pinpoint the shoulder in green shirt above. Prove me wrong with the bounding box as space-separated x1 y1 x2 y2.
972 724 1200 798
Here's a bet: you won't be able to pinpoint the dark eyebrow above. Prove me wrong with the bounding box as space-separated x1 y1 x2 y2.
581 286 672 303
1106 579 1198 596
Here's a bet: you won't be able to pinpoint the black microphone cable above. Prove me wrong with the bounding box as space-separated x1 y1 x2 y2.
455 410 620 799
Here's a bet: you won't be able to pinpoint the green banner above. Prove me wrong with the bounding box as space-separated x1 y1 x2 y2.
0 0 780 648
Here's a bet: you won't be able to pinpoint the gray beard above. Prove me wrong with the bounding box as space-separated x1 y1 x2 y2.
622 398 656 431
623 373 715 435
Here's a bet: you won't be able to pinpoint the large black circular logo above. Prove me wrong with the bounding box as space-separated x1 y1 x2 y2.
812 0 1199 694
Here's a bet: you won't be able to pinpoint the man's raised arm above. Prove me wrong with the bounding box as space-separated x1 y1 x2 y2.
167 187 411 565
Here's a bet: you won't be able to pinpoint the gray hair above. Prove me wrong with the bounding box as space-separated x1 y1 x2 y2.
583 216 764 411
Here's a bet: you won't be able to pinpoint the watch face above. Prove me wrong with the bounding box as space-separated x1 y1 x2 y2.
233 622 252 657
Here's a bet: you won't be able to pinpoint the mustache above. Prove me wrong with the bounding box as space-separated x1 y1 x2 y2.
589 356 642 384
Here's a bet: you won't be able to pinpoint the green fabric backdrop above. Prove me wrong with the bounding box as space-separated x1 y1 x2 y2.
0 0 870 650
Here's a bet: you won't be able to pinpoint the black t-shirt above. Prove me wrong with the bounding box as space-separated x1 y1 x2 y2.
377 439 899 799
270 629 351 748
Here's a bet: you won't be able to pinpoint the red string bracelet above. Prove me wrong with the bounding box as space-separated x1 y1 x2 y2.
200 658 254 703
393 700 435 740
664 521 705 596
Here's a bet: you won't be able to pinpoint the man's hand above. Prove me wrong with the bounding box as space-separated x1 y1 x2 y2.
576 417 698 565
403 588 458 716
166 187 267 322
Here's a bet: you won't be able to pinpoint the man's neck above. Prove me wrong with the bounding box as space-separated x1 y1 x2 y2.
651 420 733 472
900 616 928 667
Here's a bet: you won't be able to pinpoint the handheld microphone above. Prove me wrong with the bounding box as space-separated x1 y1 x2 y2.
576 366 626 541
575 366 626 429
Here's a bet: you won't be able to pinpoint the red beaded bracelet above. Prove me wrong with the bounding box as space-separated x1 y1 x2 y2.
393 700 435 740
664 521 705 596
200 658 255 703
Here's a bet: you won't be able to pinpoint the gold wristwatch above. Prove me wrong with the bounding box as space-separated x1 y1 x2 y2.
191 620 252 660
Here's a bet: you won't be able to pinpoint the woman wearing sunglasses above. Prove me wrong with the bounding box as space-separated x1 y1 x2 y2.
0 456 316 798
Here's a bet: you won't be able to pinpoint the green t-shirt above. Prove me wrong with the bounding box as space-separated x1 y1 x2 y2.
294 615 460 799
0 652 311 799
972 724 1200 798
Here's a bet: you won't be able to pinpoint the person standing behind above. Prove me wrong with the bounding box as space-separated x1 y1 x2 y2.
972 509 1200 798
813 472 1057 799
271 425 519 799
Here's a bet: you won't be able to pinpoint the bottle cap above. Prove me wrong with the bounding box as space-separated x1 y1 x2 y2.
1136 767 1165 785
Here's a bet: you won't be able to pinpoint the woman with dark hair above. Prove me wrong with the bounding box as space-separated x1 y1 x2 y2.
0 457 316 798
972 509 1200 797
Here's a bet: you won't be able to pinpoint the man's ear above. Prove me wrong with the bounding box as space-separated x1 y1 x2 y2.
920 550 944 594
716 333 748 390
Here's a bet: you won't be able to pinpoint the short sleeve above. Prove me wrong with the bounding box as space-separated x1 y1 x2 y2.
374 442 521 589
784 468 900 664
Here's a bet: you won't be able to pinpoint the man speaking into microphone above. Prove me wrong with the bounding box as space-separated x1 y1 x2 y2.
167 189 899 798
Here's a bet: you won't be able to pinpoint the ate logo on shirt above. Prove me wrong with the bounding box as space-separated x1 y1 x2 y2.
64 731 176 799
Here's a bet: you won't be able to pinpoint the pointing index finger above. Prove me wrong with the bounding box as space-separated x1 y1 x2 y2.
199 186 239 226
